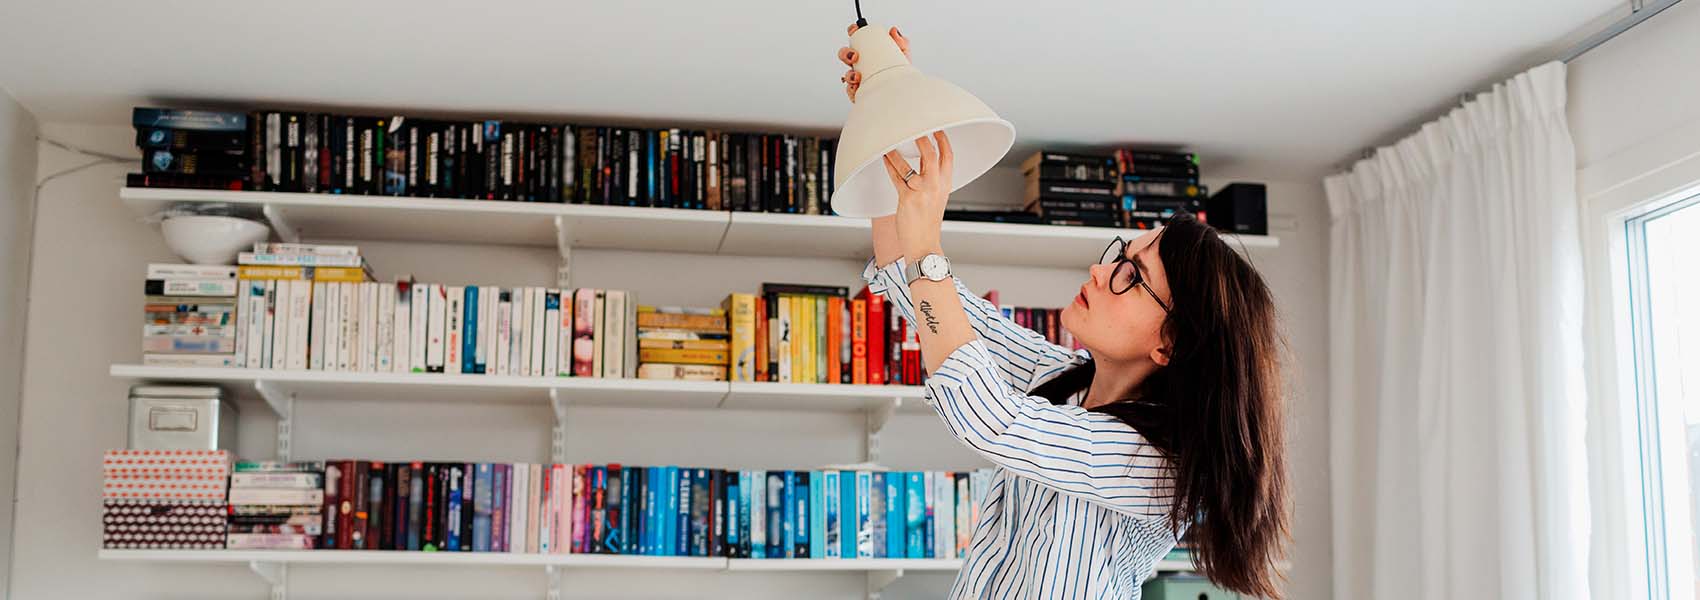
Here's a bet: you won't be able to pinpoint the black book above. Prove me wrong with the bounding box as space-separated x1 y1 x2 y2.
327 115 345 194
576 127 595 204
317 114 333 193
1121 175 1203 198
1024 159 1118 184
440 122 456 198
283 113 303 192
141 149 248 177
695 132 708 210
443 464 462 550
459 463 474 551
247 110 266 190
1045 217 1123 228
679 130 694 209
366 462 386 550
1119 149 1197 165
480 121 499 200
382 117 406 196
464 122 482 200
631 466 647 554
421 463 440 551
302 114 321 194
611 128 628 206
1123 161 1199 179
500 126 517 200
689 468 710 556
135 127 245 152
561 125 578 203
747 134 763 212
793 472 810 558
760 282 848 298
631 129 646 207
405 121 422 198
522 124 536 201
393 463 411 550
1033 197 1121 212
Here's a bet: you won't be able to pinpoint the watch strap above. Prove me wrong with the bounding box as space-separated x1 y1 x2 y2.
905 254 950 286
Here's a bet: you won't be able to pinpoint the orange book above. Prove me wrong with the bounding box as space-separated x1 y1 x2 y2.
826 297 843 384
851 298 867 384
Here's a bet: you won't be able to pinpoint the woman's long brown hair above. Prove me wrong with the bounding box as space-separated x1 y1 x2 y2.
1032 214 1291 598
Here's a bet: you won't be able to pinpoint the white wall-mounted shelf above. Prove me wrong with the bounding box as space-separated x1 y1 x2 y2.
97 549 726 569
122 187 1278 268
109 364 932 414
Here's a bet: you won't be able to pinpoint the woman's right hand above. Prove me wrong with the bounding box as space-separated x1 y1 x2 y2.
838 24 910 103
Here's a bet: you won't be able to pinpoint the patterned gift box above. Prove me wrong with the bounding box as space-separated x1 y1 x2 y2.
102 449 231 503
101 501 227 549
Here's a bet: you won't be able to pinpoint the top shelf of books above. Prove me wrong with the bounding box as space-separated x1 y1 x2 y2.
121 188 1278 268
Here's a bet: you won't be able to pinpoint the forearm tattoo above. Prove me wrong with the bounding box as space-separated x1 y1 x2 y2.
918 300 941 334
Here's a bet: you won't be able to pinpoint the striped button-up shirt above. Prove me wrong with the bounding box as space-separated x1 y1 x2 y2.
865 258 1180 600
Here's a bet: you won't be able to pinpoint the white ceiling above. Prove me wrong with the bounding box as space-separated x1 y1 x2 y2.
0 0 1621 180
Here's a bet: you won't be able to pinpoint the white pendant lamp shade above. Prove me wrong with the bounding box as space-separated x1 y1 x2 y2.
831 23 1015 218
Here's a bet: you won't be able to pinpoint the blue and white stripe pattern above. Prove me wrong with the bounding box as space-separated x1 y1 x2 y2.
865 258 1180 599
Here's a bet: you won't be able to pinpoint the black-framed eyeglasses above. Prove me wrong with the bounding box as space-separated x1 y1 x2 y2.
1099 237 1171 313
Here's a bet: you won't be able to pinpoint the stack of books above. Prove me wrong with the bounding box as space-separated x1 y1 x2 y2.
226 461 325 550
1021 151 1123 228
635 305 730 381
1115 149 1206 230
141 264 242 367
127 107 840 215
101 450 230 549
234 242 372 370
129 108 251 191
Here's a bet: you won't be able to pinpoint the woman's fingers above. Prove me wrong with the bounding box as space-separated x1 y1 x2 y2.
914 135 938 177
890 27 909 59
837 46 857 67
934 131 953 176
848 23 860 36
880 150 909 191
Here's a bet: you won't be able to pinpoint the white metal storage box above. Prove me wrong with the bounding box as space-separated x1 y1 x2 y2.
127 385 237 451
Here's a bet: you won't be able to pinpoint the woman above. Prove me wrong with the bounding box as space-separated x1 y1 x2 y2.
840 26 1291 599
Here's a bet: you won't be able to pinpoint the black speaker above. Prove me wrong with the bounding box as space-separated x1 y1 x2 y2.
1205 183 1267 235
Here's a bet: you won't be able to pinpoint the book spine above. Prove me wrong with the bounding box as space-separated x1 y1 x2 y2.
809 470 826 559
905 472 924 558
780 471 795 558
886 471 904 558
461 286 478 374
823 470 839 558
870 471 886 558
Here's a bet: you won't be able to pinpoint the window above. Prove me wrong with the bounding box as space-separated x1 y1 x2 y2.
1628 189 1700 599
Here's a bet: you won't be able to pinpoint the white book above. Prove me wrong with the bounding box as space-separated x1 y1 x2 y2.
425 284 446 372
376 283 395 372
337 282 354 371
445 286 464 374
494 291 511 377
261 280 278 369
510 463 529 554
591 291 605 378
234 280 252 367
602 290 624 379
777 296 791 383
510 290 525 376
252 242 359 256
148 263 238 280
359 283 376 372
393 282 412 373
322 282 341 371
476 286 494 374
343 281 360 371
409 282 428 372
518 288 534 377
529 288 546 377
542 290 561 381
858 470 875 558
308 281 327 370
750 471 767 556
556 288 573 377
286 278 310 370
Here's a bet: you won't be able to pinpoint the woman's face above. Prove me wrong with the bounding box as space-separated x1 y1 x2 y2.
1060 229 1173 366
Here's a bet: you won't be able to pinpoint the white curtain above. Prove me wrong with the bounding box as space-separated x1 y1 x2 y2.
1325 61 1590 600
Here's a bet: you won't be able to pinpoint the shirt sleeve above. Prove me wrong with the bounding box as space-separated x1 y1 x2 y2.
863 257 1083 394
925 340 1175 518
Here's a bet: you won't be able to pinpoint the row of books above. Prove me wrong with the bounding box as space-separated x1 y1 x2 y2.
312 461 988 560
730 284 923 385
1021 149 1206 230
226 462 324 550
128 107 840 215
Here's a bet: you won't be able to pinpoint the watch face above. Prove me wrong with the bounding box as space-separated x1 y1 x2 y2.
921 254 950 279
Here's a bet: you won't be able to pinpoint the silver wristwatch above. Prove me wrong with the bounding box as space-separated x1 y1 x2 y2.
906 254 953 286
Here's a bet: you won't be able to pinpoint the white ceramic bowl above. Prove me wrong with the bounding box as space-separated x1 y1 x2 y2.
160 215 271 265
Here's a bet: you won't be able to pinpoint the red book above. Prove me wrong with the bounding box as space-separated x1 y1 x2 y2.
572 465 588 553
902 320 921 384
336 460 356 550
754 298 768 382
1048 309 1060 346
851 298 868 385
826 297 843 384
857 288 886 385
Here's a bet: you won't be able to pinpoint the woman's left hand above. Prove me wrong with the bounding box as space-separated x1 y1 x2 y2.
880 131 953 260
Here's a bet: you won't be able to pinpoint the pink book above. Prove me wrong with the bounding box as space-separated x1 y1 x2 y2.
555 465 571 553
571 465 588 552
527 464 543 553
572 289 596 377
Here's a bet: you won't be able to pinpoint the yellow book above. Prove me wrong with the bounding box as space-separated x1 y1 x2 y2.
639 347 731 365
800 294 815 384
720 293 757 381
637 339 730 351
790 295 804 383
237 265 370 282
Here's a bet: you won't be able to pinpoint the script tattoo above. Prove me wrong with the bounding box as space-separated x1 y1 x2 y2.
918 300 941 334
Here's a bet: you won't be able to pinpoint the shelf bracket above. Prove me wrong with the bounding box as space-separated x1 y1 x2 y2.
553 215 573 288
549 388 569 464
866 568 905 600
261 205 300 243
254 381 295 462
248 560 287 600
864 397 902 464
544 564 564 600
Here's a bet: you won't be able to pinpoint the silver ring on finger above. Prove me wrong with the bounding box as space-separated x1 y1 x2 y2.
902 169 918 184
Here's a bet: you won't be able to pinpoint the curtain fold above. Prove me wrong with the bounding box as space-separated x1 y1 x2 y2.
1326 61 1589 600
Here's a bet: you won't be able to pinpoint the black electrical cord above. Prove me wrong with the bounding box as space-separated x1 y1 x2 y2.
854 0 867 28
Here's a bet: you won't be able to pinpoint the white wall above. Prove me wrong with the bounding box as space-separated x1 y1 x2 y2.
0 87 38 600
1567 2 1700 599
9 122 1331 599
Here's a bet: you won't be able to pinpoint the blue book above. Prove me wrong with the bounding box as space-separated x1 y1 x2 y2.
840 470 857 559
691 468 712 556
669 469 683 557
491 464 507 552
462 287 479 374
614 467 633 555
809 471 826 559
870 472 886 558
445 465 463 551
905 472 925 559
793 471 810 558
885 472 905 559
472 464 493 552
922 472 935 559
823 470 840 557
645 467 660 555
781 471 796 558
765 471 784 558
663 467 678 556
855 471 872 558
724 470 741 557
